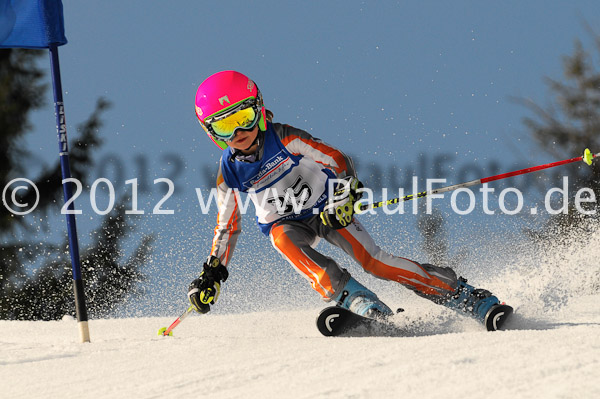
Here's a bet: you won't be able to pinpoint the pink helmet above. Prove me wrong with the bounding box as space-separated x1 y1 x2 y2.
195 70 267 149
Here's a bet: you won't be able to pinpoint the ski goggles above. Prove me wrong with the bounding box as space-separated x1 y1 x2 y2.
203 99 260 142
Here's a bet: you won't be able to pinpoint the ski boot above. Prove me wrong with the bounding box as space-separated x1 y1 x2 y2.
444 277 513 331
332 276 394 319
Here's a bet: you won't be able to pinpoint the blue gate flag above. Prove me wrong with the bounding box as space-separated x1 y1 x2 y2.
0 0 67 49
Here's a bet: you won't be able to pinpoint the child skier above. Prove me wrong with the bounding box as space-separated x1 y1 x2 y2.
188 70 510 331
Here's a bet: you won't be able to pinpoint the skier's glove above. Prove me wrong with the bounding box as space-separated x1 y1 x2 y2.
320 176 363 230
188 256 229 314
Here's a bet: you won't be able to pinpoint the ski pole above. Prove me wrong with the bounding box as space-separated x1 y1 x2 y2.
359 148 599 211
158 305 194 337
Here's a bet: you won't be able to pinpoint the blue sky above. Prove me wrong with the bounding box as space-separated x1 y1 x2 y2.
28 1 599 168
19 1 600 313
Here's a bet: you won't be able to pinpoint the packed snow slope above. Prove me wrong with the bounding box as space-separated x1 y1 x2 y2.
3 221 600 398
1 295 599 399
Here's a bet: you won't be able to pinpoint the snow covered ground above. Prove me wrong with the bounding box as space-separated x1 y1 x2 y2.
1 292 599 398
3 220 600 399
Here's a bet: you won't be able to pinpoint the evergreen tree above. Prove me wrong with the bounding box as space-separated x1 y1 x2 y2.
0 49 152 320
2 203 153 320
521 35 600 233
417 208 467 269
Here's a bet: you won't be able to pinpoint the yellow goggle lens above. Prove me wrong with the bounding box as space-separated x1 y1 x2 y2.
211 107 257 139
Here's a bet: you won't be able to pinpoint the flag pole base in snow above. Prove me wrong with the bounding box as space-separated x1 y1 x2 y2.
73 278 90 342
78 321 90 343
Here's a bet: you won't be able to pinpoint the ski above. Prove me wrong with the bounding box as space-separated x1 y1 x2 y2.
484 304 513 331
317 303 513 336
316 306 402 337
